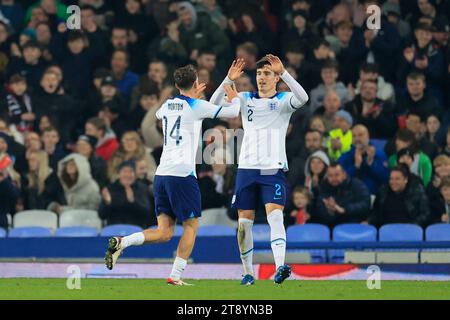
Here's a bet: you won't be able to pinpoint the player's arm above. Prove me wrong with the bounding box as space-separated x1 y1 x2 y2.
210 58 245 105
197 85 240 119
266 54 309 109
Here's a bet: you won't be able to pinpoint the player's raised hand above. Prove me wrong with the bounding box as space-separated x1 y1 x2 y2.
266 54 285 75
193 80 206 99
227 58 245 81
224 84 238 102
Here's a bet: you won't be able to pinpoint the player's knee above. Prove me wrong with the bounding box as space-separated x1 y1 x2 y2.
159 228 174 242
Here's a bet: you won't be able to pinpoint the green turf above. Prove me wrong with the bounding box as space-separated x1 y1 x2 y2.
1 279 450 300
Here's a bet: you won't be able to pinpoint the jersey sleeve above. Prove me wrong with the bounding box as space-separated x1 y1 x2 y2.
192 99 223 120
155 104 164 120
279 92 301 114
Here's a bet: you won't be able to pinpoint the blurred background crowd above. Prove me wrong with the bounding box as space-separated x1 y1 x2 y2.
0 0 450 230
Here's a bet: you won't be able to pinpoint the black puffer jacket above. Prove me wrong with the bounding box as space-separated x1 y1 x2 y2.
313 177 371 226
370 176 430 227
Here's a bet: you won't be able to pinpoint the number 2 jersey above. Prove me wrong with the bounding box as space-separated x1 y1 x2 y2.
155 95 240 177
210 70 309 170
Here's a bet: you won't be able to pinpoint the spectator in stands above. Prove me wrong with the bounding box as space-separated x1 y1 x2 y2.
0 154 19 229
98 75 127 115
34 68 77 143
313 162 370 226
99 160 154 228
176 1 230 62
229 10 274 55
392 147 432 187
8 40 46 88
313 89 342 132
157 19 188 70
85 117 119 162
304 150 330 197
75 134 108 189
0 73 36 134
281 9 314 55
80 5 107 64
345 79 397 140
424 114 442 151
41 126 65 172
398 23 445 100
196 49 221 86
339 124 389 194
396 72 442 121
110 49 139 100
353 63 395 103
0 125 25 174
289 186 312 225
439 177 450 223
327 110 353 160
107 131 156 183
404 112 439 160
382 1 411 40
302 38 335 92
141 92 164 150
129 85 159 132
22 150 59 210
98 99 128 140
24 0 68 26
327 20 366 86
309 59 350 112
359 0 401 82
24 131 41 152
48 153 101 214
427 155 450 224
370 164 430 227
54 29 99 97
0 0 24 33
235 42 259 86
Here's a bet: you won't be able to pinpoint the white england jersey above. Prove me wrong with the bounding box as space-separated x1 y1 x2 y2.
238 91 302 170
155 95 223 177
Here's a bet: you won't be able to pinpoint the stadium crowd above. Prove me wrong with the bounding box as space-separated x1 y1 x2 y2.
0 0 450 230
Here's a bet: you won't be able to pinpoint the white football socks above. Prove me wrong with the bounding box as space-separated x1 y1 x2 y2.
238 218 254 276
267 209 286 270
121 232 145 249
169 256 187 281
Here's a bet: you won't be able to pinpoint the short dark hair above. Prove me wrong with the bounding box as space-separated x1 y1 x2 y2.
87 117 107 134
9 73 26 84
311 38 329 51
42 126 59 135
360 62 379 74
236 42 259 58
256 56 271 70
407 71 426 82
80 4 96 13
198 48 216 57
67 30 84 42
328 161 342 170
22 40 41 50
391 164 410 179
396 128 416 143
305 129 323 137
173 65 197 90
321 59 339 71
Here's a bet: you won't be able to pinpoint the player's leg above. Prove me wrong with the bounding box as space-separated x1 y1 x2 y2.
261 171 291 284
104 214 175 270
237 209 256 285
232 169 258 285
166 175 201 285
167 217 199 284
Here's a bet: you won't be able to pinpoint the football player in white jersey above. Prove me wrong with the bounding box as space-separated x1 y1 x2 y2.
104 64 242 285
210 55 309 285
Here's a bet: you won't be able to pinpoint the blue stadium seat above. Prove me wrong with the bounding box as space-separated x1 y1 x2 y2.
333 224 377 242
370 139 387 151
55 226 98 237
287 224 330 263
426 224 450 241
287 224 330 242
0 227 6 238
253 224 271 242
379 224 423 241
8 227 52 238
330 224 377 263
100 224 143 237
197 225 236 236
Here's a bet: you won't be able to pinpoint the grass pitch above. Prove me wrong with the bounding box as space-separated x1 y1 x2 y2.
0 279 449 300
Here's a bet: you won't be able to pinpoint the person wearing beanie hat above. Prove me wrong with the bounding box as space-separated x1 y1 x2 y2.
75 134 108 189
327 110 353 160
